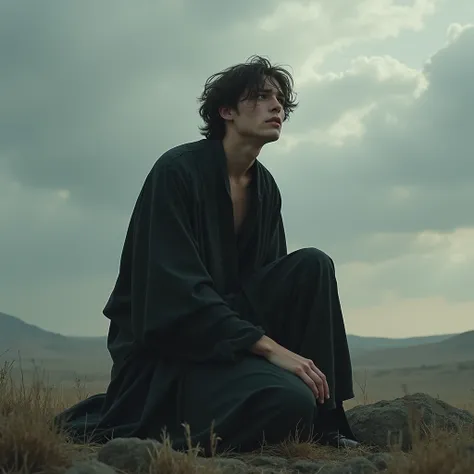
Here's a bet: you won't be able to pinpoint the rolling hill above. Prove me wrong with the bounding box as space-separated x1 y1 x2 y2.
351 330 474 369
1 311 472 377
0 312 110 376
347 333 456 356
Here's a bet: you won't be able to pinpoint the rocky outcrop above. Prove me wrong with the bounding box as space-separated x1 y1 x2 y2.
346 392 474 450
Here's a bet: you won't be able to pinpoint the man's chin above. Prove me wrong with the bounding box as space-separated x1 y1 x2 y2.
241 130 281 147
259 130 281 144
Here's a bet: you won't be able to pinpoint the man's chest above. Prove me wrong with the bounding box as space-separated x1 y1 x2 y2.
229 179 250 234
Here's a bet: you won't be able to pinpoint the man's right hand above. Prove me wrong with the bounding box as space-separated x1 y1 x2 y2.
251 335 330 404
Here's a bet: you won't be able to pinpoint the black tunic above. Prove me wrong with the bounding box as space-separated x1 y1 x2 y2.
55 138 356 453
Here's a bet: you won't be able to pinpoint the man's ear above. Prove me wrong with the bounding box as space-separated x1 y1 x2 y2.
218 105 236 121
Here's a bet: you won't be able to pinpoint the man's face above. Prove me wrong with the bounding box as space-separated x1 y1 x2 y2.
222 77 286 145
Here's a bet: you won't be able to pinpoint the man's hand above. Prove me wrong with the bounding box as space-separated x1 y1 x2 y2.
251 335 330 404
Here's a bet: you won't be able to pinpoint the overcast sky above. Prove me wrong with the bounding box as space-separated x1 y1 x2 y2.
1 0 473 338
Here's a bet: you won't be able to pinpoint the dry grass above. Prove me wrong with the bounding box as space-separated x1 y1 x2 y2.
381 386 473 473
386 429 474 473
0 359 73 473
0 357 473 474
145 426 224 474
249 422 374 462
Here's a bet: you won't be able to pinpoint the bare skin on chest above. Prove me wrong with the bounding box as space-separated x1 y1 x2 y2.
229 176 250 234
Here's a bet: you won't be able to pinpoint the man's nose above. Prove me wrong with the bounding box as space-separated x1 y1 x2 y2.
270 96 282 112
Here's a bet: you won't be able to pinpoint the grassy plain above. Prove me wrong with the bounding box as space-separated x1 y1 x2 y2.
1 356 473 473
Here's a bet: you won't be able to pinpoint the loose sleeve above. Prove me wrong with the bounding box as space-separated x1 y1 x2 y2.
128 163 265 362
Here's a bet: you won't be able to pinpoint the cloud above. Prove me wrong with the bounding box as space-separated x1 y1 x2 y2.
267 24 474 260
0 169 127 284
0 2 472 336
0 0 440 210
294 0 438 74
337 227 474 307
343 296 474 338
283 54 427 137
446 22 474 43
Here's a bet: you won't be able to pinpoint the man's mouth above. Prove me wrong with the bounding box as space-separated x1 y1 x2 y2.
266 117 282 126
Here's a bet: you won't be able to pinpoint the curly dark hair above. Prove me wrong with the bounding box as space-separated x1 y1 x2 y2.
198 55 298 140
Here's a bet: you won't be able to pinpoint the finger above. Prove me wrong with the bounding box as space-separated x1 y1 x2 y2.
306 366 327 403
309 362 330 399
320 373 330 400
300 372 320 400
295 367 319 400
303 367 325 403
314 369 329 400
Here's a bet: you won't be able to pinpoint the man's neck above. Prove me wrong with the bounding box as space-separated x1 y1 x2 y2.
222 134 262 181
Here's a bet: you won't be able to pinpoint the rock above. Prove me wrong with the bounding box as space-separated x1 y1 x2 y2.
211 457 250 474
289 455 391 474
97 437 162 473
328 456 378 473
246 455 288 471
346 392 474 450
246 454 289 470
290 459 330 473
365 452 393 470
65 459 117 474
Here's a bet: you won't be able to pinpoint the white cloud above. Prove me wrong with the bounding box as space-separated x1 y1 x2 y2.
296 0 438 75
446 22 474 44
279 54 426 148
258 1 323 32
337 228 474 305
268 25 474 253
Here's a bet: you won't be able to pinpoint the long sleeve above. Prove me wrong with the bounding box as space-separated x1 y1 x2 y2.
127 162 265 362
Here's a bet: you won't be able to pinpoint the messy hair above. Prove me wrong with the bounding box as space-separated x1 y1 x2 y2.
198 55 298 140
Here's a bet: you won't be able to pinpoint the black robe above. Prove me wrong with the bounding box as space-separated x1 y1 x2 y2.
55 138 355 453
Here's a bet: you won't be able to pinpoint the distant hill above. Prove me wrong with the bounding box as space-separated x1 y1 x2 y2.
347 333 456 356
351 330 474 369
0 312 110 376
1 311 472 378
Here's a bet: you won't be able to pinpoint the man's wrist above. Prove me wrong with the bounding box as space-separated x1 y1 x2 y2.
250 335 277 357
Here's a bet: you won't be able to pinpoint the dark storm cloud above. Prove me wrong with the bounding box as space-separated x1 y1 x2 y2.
269 27 474 264
0 1 472 324
4 0 421 216
2 1 473 336
0 170 128 287
0 0 285 212
1 2 191 210
362 28 474 188
0 0 295 294
0 0 435 213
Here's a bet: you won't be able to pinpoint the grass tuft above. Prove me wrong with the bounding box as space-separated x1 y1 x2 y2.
254 422 370 462
386 428 474 473
147 426 223 474
0 359 73 474
384 385 474 473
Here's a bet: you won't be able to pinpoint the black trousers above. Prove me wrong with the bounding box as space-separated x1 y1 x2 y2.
176 247 355 453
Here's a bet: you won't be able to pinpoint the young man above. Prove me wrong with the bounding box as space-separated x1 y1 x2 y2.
55 56 359 453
